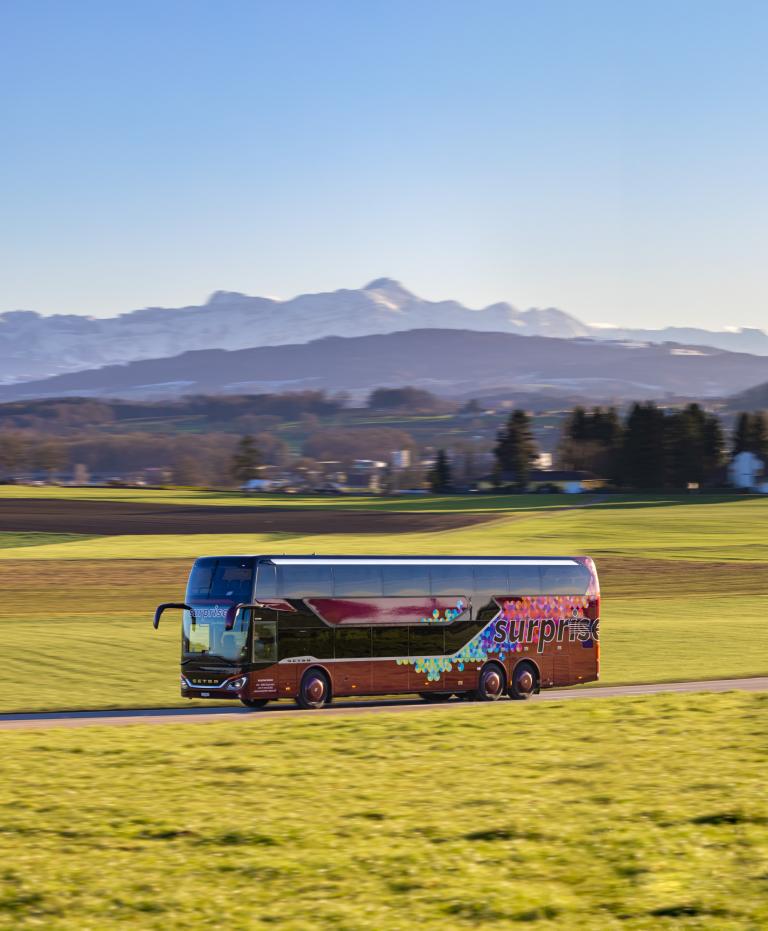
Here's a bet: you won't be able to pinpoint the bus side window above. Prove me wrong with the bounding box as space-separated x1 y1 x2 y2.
335 627 372 659
381 565 431 596
409 625 445 656
255 562 277 598
279 627 333 661
279 565 333 597
444 620 485 653
332 565 384 596
473 565 511 595
508 565 542 595
540 564 590 595
429 565 474 595
372 627 409 656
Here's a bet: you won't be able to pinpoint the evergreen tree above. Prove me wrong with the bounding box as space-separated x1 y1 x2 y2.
666 404 709 487
621 402 724 490
701 411 725 481
732 412 751 455
566 407 589 442
620 402 666 489
731 411 768 460
494 410 538 486
559 406 622 479
429 449 453 493
748 412 768 460
231 435 263 483
592 407 622 446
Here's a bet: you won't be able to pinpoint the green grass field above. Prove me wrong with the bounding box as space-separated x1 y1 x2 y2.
0 494 766 712
1 485 573 510
1 691 766 929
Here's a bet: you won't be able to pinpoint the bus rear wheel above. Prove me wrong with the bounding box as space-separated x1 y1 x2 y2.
419 692 452 703
297 670 331 710
240 698 269 710
509 662 538 700
475 663 506 701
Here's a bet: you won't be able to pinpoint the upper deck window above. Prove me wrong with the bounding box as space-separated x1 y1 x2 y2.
429 564 475 595
332 565 384 597
540 563 590 595
472 564 513 594
278 565 333 597
507 564 543 595
267 558 585 599
381 564 431 595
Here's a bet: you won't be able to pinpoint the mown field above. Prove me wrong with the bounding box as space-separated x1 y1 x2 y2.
0 493 766 712
1 691 766 929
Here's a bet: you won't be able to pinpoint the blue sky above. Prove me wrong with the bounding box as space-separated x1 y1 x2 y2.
1 0 766 329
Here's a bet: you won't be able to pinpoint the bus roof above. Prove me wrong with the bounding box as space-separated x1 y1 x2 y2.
195 554 592 565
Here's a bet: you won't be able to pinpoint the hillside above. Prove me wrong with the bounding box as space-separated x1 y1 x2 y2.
3 278 767 386
2 327 768 402
727 379 768 411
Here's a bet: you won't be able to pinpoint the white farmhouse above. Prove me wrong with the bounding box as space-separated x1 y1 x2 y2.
728 451 768 492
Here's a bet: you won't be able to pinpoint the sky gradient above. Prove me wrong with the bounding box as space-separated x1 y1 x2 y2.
1 0 766 329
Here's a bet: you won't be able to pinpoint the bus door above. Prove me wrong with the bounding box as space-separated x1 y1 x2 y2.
248 607 280 697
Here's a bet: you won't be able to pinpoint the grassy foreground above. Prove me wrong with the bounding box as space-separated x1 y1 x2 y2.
0 691 766 930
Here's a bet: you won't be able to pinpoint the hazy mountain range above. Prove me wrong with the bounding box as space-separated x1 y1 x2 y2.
3 327 768 404
2 278 767 386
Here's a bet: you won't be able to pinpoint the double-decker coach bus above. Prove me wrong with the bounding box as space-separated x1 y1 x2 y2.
154 555 600 709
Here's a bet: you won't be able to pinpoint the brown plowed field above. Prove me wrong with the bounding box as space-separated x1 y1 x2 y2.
0 498 495 535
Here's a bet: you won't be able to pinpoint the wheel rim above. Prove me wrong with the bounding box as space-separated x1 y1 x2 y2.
483 668 502 698
305 675 326 703
516 668 534 694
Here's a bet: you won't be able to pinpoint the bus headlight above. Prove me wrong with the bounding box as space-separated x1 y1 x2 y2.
228 676 247 690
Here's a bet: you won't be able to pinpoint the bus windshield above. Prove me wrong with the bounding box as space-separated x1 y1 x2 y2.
183 558 255 662
182 610 249 662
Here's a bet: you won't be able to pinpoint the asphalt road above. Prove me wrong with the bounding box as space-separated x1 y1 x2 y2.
1 677 765 730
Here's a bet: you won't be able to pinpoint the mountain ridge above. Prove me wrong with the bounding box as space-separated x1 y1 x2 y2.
2 326 768 404
1 278 766 385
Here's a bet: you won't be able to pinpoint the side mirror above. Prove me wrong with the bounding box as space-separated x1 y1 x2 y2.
154 602 196 629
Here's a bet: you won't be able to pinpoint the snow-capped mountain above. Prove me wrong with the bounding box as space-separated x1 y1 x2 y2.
0 278 765 384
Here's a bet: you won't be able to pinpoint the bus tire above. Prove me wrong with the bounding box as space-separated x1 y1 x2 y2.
297 669 331 710
509 661 538 700
475 662 506 701
419 692 452 703
240 698 269 709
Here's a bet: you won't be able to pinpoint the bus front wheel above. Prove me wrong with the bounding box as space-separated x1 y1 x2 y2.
475 663 506 701
240 698 269 710
297 670 331 710
509 662 538 700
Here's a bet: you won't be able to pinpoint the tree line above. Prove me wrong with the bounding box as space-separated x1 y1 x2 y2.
0 387 453 436
0 391 765 491
429 403 767 492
